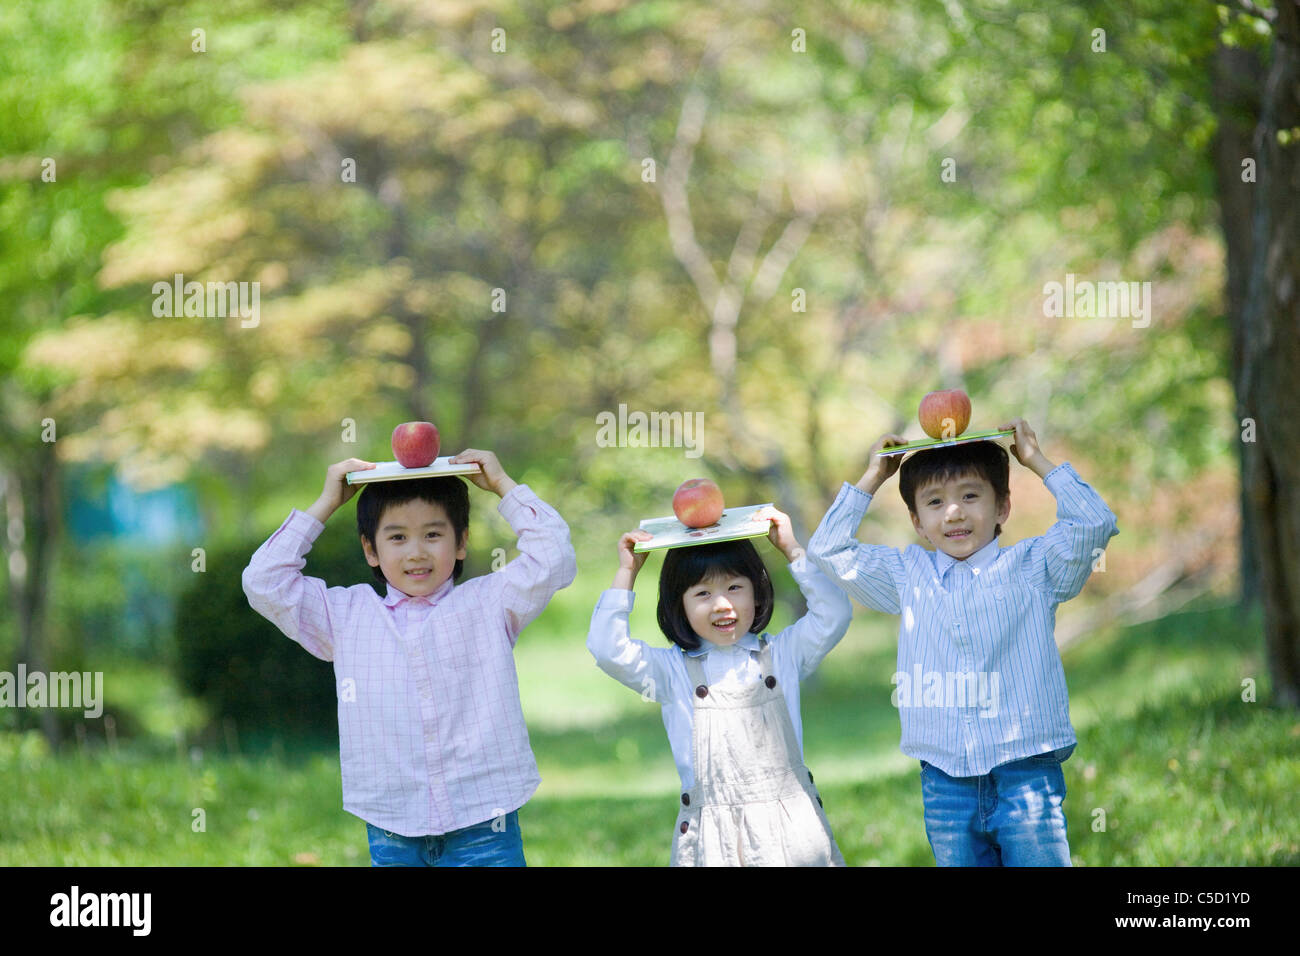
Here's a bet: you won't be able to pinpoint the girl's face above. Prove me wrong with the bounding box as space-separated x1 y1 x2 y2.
682 572 755 648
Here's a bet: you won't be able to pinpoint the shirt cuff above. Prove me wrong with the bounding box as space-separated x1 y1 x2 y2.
1042 461 1079 492
496 482 533 518
596 588 635 612
840 480 873 508
825 482 873 527
275 509 326 548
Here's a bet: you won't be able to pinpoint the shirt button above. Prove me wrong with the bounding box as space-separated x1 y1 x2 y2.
695 685 709 698
680 821 689 834
681 793 690 806
765 676 777 689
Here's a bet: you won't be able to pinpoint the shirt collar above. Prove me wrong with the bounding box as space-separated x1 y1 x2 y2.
384 574 454 608
933 536 1000 581
685 631 763 658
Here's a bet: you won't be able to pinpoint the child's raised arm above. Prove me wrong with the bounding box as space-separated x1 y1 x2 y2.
754 507 853 681
808 434 908 615
853 433 908 495
307 457 376 524
1000 419 1119 602
612 529 653 590
453 449 578 644
243 458 375 662
587 530 673 703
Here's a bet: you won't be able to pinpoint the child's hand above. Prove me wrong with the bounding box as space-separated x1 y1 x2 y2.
450 449 518 497
997 418 1057 479
755 506 804 563
308 458 376 523
613 530 653 590
855 433 908 495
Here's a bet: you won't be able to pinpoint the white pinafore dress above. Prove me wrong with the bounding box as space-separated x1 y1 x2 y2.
669 638 845 866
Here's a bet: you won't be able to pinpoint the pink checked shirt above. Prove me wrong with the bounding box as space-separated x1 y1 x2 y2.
241 484 576 837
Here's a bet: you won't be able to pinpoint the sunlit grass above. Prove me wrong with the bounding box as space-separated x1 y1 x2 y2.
2 602 1297 865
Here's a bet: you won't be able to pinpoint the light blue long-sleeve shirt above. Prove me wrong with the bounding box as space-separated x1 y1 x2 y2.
808 462 1119 776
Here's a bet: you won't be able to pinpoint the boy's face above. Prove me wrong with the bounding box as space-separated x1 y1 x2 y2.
361 498 467 598
909 471 1010 561
682 572 756 648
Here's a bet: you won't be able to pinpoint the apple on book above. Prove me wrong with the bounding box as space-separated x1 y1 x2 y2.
918 389 971 440
391 422 440 468
673 478 725 529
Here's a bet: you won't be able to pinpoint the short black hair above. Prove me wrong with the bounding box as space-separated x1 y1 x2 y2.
899 440 1011 535
656 539 775 652
355 476 470 586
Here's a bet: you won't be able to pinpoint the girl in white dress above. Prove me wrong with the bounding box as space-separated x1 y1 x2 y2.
586 506 853 866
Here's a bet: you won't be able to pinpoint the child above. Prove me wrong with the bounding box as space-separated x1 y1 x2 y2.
808 418 1118 866
587 506 853 866
241 450 576 866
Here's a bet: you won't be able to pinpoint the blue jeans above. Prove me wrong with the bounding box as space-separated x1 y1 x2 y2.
365 810 526 867
918 745 1075 867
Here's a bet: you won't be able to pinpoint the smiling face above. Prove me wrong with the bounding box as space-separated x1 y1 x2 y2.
682 571 756 648
909 471 1011 561
361 498 467 597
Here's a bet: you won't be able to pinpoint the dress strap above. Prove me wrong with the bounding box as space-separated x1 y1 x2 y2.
682 649 709 695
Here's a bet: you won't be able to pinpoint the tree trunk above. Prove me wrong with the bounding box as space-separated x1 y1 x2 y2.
2 439 62 745
1211 41 1266 607
1236 1 1300 707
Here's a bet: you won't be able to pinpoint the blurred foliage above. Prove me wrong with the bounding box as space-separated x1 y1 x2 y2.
1 0 1260 717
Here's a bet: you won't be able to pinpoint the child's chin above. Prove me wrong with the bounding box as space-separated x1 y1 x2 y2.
940 535 990 557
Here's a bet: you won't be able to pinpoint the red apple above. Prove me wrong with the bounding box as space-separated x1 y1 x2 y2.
391 422 440 468
918 389 972 439
673 478 725 528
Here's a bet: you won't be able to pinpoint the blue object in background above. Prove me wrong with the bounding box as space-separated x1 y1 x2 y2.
64 464 203 544
61 464 205 656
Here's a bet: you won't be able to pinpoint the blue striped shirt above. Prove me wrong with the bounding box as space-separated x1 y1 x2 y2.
808 462 1118 776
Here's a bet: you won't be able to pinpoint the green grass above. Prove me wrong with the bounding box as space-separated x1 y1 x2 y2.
2 601 1297 865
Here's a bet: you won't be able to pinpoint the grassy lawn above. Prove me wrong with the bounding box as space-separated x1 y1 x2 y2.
2 597 1297 865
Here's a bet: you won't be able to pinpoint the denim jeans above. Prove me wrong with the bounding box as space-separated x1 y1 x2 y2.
918 745 1075 867
365 810 526 867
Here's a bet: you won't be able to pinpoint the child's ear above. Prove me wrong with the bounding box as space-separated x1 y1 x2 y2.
997 493 1011 527
909 510 924 536
360 535 380 567
456 528 469 561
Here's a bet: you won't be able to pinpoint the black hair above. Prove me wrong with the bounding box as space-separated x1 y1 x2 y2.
898 440 1010 535
656 539 775 651
355 476 470 585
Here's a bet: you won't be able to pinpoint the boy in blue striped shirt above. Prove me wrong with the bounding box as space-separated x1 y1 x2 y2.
808 418 1118 865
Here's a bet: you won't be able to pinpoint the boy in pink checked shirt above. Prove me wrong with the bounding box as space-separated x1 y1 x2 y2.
241 449 577 866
